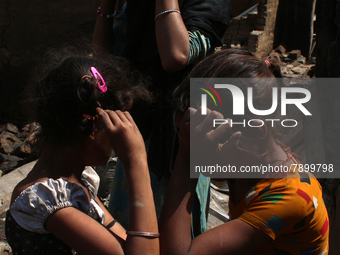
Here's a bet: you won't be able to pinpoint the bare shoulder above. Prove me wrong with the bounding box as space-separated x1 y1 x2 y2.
10 176 49 206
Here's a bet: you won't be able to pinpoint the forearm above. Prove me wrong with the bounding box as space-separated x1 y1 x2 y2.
93 0 116 56
159 150 197 255
155 0 190 73
95 109 159 253
124 159 160 255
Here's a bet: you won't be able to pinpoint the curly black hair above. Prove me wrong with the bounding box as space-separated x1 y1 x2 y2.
26 48 152 147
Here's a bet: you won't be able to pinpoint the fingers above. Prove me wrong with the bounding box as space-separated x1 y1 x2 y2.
114 110 129 124
96 108 141 135
123 111 135 125
220 131 242 153
96 108 129 130
122 111 140 132
178 108 196 127
96 108 118 131
190 107 209 127
195 110 223 134
209 118 233 143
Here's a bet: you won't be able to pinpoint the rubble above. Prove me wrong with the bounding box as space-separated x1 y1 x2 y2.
269 45 315 78
287 49 301 60
0 122 39 174
0 213 11 255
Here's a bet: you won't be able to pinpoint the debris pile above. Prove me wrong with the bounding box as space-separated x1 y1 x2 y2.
268 46 315 78
0 123 39 176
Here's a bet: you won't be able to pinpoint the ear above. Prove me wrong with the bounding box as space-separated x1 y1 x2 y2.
89 131 95 140
79 119 95 137
88 124 98 141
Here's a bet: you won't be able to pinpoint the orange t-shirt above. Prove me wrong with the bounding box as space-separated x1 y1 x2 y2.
229 170 329 255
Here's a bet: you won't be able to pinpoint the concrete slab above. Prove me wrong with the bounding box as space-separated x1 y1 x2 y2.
0 161 37 215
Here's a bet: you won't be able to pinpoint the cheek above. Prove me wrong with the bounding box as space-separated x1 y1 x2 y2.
94 133 114 164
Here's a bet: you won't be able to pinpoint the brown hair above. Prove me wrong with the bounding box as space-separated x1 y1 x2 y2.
174 49 283 156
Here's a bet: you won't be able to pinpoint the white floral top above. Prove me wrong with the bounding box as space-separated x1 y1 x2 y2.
6 167 105 254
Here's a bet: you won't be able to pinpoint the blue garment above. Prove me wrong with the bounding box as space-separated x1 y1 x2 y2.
109 158 210 236
108 0 230 235
108 160 169 228
109 136 210 235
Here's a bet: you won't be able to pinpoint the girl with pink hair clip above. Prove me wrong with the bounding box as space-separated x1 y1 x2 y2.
5 51 159 255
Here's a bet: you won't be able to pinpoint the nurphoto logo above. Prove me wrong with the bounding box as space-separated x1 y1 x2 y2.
190 78 337 179
197 80 311 128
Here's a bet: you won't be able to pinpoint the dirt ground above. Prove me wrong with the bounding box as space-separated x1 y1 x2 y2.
0 212 11 255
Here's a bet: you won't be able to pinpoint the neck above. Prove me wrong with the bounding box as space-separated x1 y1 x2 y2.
229 138 293 204
261 138 291 166
30 142 87 182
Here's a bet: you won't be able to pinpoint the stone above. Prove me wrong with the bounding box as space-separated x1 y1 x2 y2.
247 13 257 20
0 161 37 215
269 51 283 61
248 39 258 47
240 24 254 30
291 66 309 75
254 24 265 31
248 46 257 52
291 60 301 67
0 131 22 154
0 241 11 255
306 58 316 65
0 153 23 173
25 128 39 145
297 55 307 64
0 123 18 134
14 123 39 143
0 160 19 174
292 65 309 78
288 49 302 60
250 30 264 36
239 29 252 36
275 45 287 54
16 142 32 155
0 153 22 162
256 17 266 26
258 4 268 13
226 28 239 35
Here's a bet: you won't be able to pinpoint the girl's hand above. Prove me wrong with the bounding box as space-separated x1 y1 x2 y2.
96 108 146 167
174 108 195 156
179 107 244 169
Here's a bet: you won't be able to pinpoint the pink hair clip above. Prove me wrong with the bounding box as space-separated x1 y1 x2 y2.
90 67 107 93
